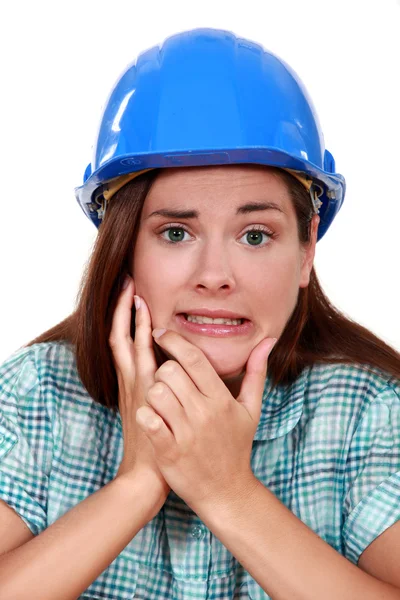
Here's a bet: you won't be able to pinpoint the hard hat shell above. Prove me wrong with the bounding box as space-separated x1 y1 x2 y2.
75 28 345 241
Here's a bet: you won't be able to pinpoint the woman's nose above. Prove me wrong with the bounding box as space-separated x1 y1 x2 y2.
192 244 236 292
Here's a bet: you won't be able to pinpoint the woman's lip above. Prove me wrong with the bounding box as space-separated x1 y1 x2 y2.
175 314 253 337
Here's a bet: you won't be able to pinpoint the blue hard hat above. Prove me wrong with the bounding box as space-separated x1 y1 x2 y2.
75 28 346 241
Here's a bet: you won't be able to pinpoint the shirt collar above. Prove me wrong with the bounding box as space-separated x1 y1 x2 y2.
253 366 310 441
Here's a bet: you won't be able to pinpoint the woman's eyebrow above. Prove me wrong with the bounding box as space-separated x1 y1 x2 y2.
145 201 285 220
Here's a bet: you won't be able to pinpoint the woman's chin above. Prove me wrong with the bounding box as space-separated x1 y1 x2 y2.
154 344 246 379
213 359 245 378
197 349 247 379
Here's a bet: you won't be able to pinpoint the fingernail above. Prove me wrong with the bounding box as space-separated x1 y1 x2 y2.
266 338 278 354
122 275 131 290
152 328 166 339
134 295 141 310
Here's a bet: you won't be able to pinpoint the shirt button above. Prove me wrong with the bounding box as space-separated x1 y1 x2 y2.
191 525 205 540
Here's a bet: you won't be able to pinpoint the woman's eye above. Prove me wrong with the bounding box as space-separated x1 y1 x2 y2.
161 227 189 243
158 226 274 247
241 229 272 247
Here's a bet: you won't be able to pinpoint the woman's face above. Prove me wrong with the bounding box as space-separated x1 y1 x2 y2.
132 164 319 396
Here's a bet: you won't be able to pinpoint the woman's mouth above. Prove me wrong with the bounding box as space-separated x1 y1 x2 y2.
175 313 253 337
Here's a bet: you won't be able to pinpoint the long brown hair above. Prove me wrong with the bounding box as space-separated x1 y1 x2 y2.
24 167 400 413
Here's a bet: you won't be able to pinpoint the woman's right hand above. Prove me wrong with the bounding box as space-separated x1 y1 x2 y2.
109 274 171 504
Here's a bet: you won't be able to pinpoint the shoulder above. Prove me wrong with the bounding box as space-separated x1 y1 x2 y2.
306 360 399 405
0 341 103 421
0 342 81 476
303 361 400 433
1 341 79 395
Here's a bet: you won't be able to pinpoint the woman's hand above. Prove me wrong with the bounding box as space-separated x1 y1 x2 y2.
134 309 277 511
109 275 171 503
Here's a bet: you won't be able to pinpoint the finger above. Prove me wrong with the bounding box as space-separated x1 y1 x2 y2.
152 331 228 402
136 405 175 447
238 338 277 418
133 293 158 386
135 405 163 430
109 275 136 378
154 359 205 417
147 381 189 440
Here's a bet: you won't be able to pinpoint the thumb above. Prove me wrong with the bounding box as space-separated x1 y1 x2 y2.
238 337 277 418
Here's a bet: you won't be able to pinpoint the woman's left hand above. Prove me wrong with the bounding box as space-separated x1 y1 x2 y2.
135 327 277 511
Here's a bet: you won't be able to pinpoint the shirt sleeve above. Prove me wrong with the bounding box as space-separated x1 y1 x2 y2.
342 382 400 565
0 346 53 535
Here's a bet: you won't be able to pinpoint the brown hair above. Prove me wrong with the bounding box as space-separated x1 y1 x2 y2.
24 167 400 413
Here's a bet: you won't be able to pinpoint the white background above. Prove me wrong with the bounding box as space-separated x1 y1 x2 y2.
1 0 399 362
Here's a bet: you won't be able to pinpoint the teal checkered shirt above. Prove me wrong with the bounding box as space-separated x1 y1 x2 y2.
0 341 399 599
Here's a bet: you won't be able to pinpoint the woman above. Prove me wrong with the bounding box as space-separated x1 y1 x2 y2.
0 28 399 600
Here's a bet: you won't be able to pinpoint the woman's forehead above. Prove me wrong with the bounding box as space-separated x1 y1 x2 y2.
142 165 292 220
148 164 289 196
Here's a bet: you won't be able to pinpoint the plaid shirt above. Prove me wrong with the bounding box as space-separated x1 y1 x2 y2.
0 341 399 599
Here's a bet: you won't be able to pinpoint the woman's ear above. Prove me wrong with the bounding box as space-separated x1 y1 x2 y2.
299 214 320 288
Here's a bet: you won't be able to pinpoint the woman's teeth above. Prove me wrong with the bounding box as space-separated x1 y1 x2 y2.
185 314 243 325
